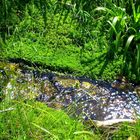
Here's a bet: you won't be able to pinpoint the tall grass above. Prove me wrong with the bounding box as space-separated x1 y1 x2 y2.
95 0 140 81
0 98 98 140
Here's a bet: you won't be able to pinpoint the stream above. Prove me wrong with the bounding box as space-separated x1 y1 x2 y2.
1 61 140 126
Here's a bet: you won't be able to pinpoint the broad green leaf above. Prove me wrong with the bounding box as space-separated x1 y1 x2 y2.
94 7 107 11
135 13 140 22
123 35 135 61
112 16 119 26
107 20 117 35
131 0 136 21
136 45 140 77
115 31 122 49
94 7 115 15
125 35 135 51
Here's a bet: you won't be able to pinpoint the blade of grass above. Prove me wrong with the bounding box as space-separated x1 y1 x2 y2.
124 35 135 53
107 16 119 35
32 123 59 140
0 107 15 113
94 7 115 15
14 100 57 120
73 130 95 137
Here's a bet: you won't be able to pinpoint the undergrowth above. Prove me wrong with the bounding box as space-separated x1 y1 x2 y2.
1 1 140 139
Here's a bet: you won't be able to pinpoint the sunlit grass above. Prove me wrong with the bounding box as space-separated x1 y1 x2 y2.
1 97 140 140
0 98 99 140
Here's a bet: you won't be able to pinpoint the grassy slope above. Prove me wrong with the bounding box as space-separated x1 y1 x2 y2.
1 97 140 139
0 99 100 140
1 4 123 82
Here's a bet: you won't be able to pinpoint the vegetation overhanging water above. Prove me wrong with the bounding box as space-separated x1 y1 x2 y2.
1 60 140 139
1 61 140 123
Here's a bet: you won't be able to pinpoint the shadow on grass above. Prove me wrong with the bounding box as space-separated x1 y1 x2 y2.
80 52 112 77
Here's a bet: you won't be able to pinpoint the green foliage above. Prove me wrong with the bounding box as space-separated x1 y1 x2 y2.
1 3 123 81
110 121 140 140
0 0 29 40
95 1 140 81
0 0 55 40
0 99 97 139
1 1 140 139
1 0 140 82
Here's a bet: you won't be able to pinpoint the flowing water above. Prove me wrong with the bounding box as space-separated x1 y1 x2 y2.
1 61 140 126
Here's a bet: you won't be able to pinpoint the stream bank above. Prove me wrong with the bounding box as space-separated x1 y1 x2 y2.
1 60 140 127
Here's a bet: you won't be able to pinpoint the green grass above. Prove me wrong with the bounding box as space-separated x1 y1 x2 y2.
0 5 123 82
1 1 140 139
0 99 100 140
1 37 122 81
1 79 140 140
